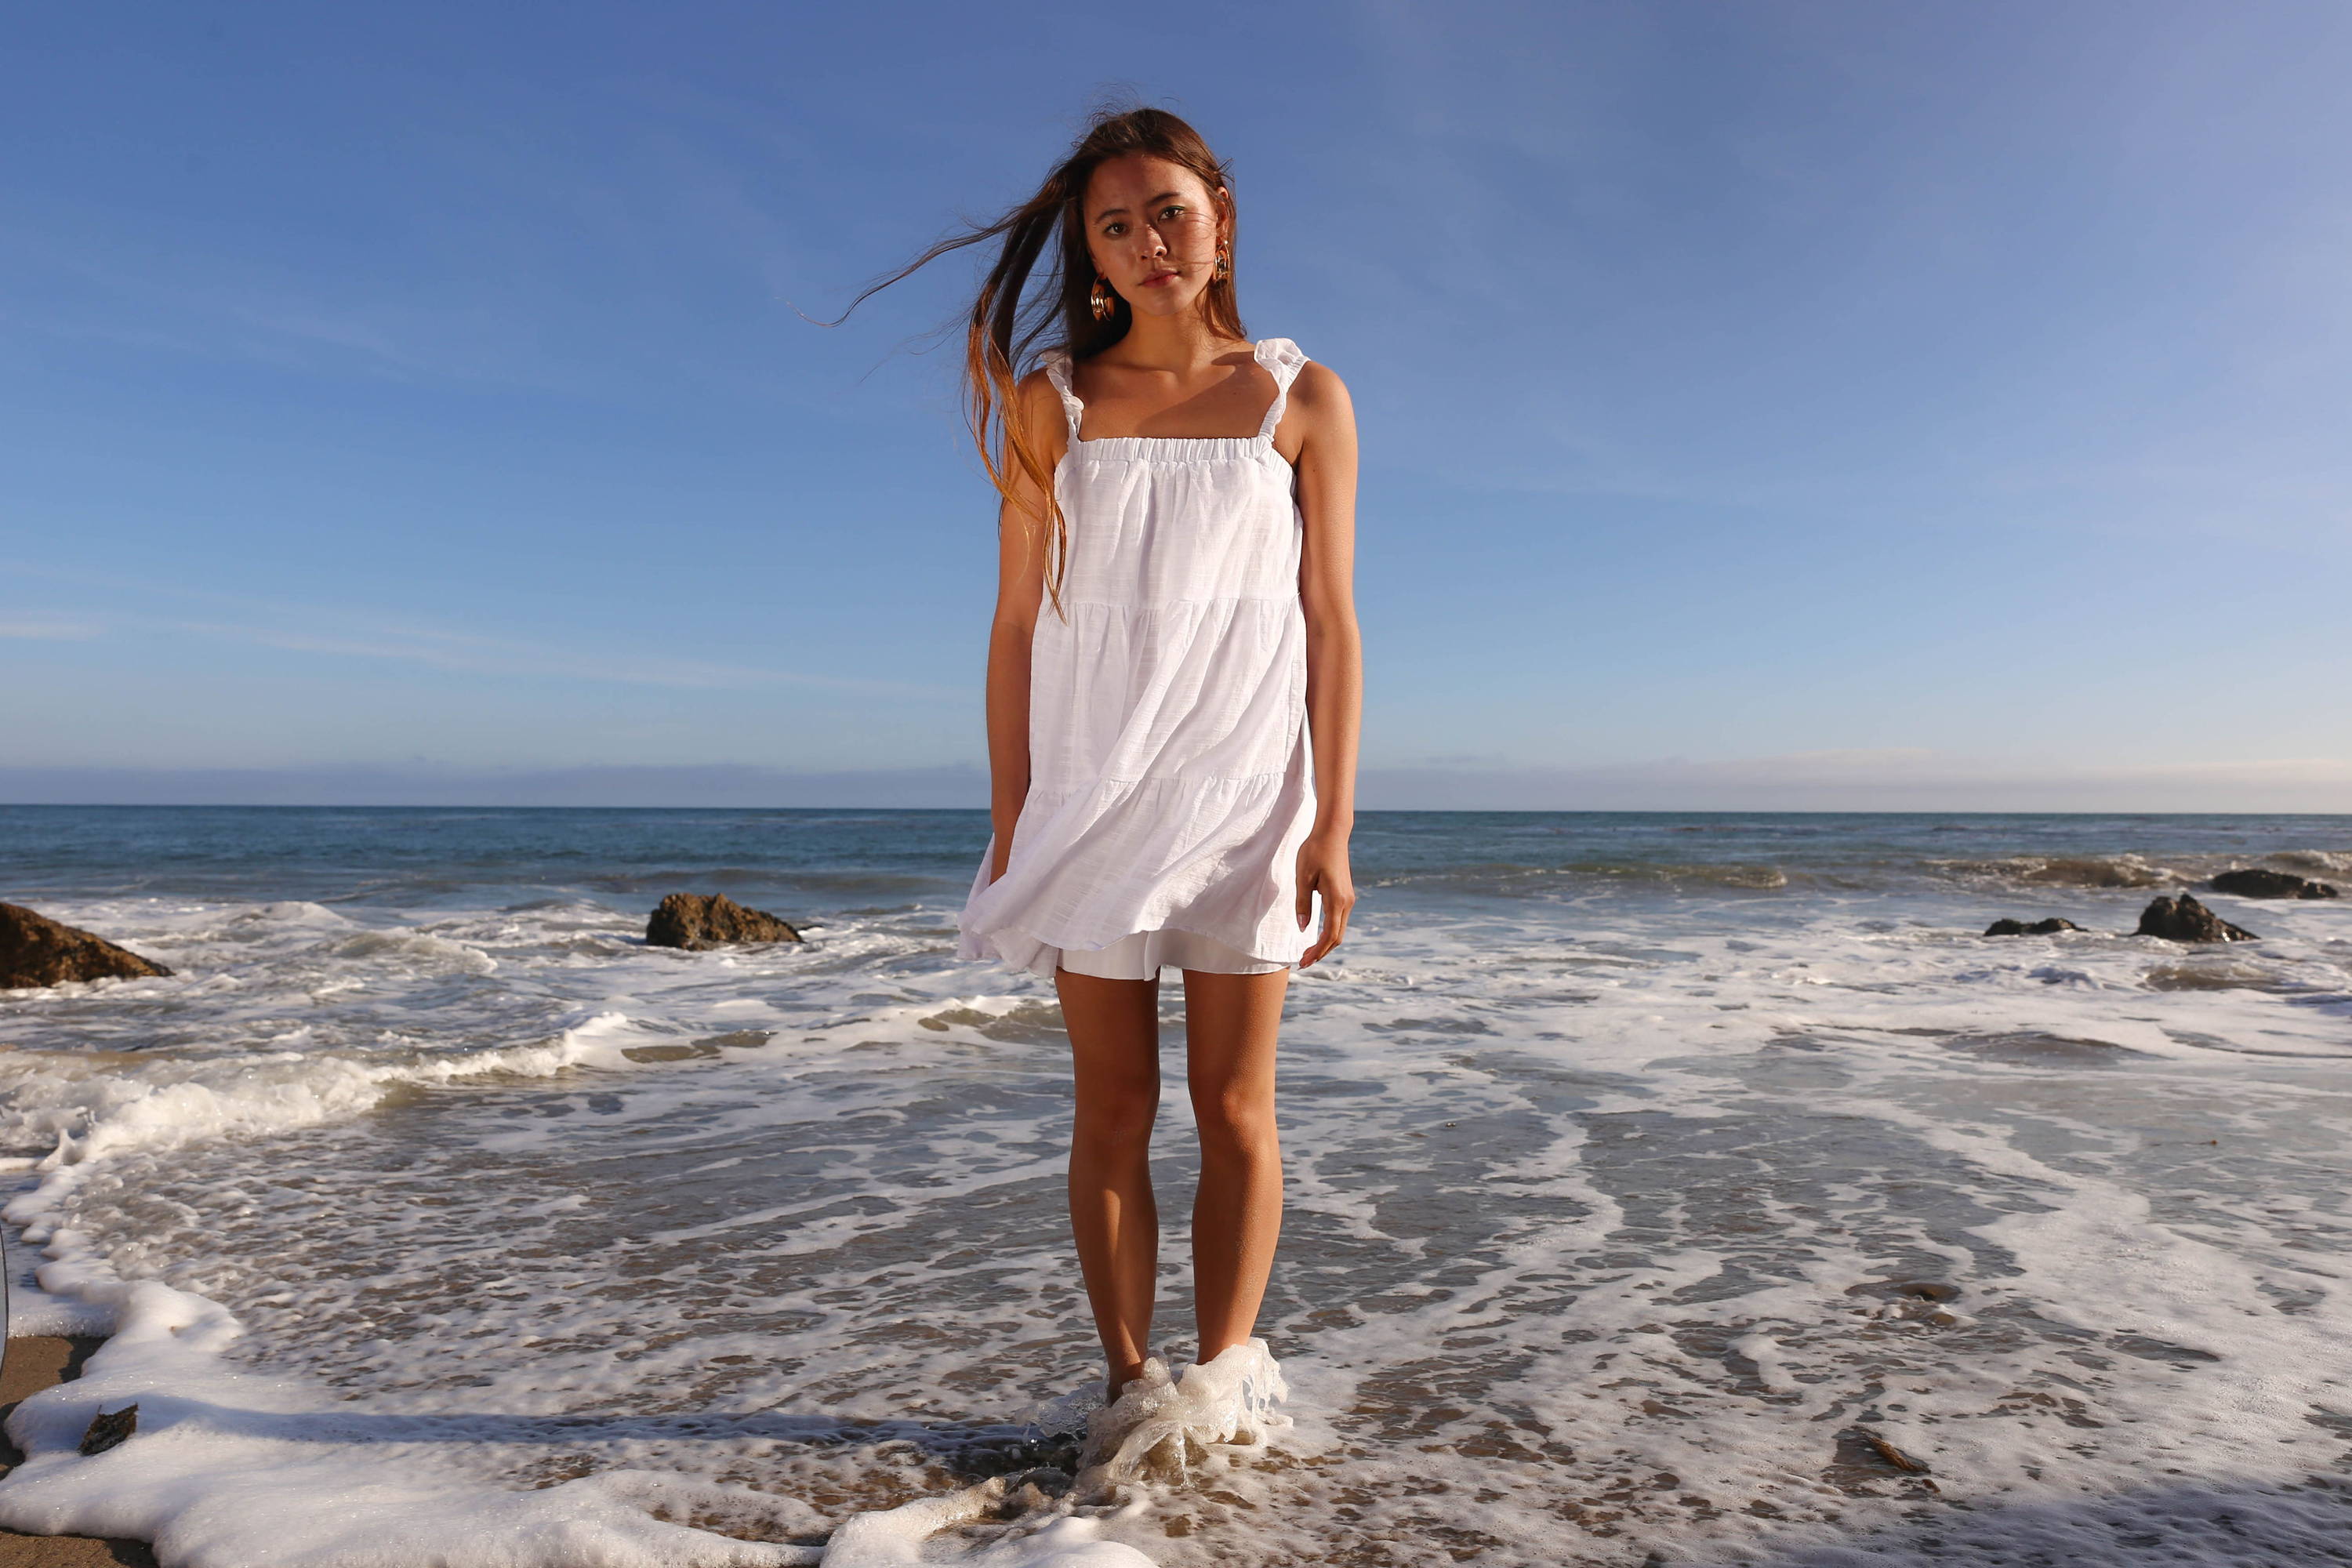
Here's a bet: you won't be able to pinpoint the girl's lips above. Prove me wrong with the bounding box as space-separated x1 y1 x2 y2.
1141 271 1178 287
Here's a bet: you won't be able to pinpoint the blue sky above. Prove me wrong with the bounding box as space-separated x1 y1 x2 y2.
4 0 2348 809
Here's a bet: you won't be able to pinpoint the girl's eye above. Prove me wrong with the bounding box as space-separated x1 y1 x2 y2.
1160 205 1185 220
1103 222 1124 236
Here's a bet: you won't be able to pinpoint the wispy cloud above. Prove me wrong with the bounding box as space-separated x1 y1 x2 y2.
0 762 989 809
0 616 103 640
2 565 956 698
158 615 944 695
0 213 598 395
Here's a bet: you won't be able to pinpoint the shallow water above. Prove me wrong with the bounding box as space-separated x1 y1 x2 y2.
1 808 2348 1564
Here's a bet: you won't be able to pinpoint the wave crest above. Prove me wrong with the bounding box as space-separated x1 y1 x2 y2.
2270 849 2352 875
1935 855 2181 889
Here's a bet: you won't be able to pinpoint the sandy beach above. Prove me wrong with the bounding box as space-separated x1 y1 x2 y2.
0 1338 151 1567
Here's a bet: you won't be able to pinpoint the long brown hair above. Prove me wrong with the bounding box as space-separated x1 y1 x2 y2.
832 106 1246 619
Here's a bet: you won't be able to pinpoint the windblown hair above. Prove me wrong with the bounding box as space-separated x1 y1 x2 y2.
834 106 1245 618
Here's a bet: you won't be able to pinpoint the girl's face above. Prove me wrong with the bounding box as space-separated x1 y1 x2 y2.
1083 154 1229 323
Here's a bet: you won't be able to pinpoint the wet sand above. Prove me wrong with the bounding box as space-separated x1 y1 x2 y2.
0 1338 154 1567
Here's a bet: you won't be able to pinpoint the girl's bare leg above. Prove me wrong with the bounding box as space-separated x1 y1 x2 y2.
1054 967 1163 1396
1181 967 1289 1365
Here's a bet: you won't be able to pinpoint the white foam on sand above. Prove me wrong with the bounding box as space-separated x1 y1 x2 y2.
818 1484 1149 1568
0 1275 819 1566
0 1258 1282 1566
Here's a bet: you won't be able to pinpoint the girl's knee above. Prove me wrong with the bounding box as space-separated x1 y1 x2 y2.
1076 1085 1160 1147
1194 1092 1279 1160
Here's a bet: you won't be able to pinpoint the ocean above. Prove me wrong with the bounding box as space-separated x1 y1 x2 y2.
0 806 2347 1566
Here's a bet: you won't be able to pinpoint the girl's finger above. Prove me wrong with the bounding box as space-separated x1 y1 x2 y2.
1300 896 1345 967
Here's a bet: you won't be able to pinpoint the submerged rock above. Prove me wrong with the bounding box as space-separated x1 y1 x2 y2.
2209 867 2339 900
2135 894 2256 943
1983 916 2082 936
1854 1428 1932 1474
1846 1279 1962 1303
0 903 172 989
1846 1279 1963 1328
644 892 802 951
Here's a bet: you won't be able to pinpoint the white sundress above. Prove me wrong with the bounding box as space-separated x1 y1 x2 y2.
955 337 1319 982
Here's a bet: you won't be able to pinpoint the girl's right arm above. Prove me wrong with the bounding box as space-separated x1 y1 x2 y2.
982 370 1062 883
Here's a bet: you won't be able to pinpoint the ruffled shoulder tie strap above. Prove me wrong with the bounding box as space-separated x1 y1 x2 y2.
1041 349 1086 443
1253 338 1311 443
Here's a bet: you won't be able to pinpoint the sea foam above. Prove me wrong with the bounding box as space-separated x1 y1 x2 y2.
2 811 2348 1565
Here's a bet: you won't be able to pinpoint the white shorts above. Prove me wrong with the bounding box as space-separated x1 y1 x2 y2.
1055 927 1290 980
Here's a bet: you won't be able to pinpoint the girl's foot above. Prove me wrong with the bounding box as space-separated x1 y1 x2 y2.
1105 1363 1148 1404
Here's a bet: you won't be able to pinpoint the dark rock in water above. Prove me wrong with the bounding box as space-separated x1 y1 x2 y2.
1983 917 2082 936
1854 1428 1931 1474
80 1403 138 1456
1844 1279 1962 1328
0 902 172 989
2209 867 2339 900
1846 1279 1961 1303
646 893 802 951
2136 894 2256 943
1829 1426 1940 1491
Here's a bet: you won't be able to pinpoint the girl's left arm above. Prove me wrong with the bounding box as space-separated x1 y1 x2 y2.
1289 361 1362 968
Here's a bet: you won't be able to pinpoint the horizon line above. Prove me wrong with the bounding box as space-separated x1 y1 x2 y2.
0 759 2346 815
2 801 2347 818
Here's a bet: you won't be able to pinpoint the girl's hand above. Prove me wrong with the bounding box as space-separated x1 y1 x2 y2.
1294 833 1356 968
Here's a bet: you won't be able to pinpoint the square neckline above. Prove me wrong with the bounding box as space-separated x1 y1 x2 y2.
1059 339 1298 457
1064 433 1298 475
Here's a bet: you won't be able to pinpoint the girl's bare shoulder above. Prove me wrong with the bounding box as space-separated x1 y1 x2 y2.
1011 365 1067 445
1014 363 1060 405
1292 358 1351 400
1289 360 1355 433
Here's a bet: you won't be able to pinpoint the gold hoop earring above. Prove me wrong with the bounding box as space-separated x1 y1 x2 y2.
1089 275 1116 322
1214 245 1230 281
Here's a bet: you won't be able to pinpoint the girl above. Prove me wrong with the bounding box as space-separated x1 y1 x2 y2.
866 106 1362 1415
